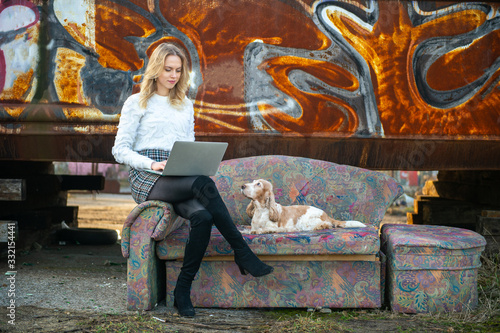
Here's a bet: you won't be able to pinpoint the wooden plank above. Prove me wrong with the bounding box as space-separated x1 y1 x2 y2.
483 235 500 255
410 196 487 230
421 180 439 196
0 221 17 242
0 161 54 176
433 181 500 206
438 171 500 186
482 210 500 218
0 179 26 201
0 206 78 230
477 216 500 236
413 196 448 214
59 175 105 191
196 254 378 262
407 212 420 225
0 175 66 213
0 175 102 212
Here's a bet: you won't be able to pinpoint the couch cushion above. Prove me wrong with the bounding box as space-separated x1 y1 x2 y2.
213 155 403 228
381 224 486 270
156 223 379 260
380 224 486 314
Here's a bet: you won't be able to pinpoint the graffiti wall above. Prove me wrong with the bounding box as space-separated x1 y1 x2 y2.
0 0 499 165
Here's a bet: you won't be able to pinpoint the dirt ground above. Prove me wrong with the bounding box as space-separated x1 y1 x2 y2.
0 192 424 333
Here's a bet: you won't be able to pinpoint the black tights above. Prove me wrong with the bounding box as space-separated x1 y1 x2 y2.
147 175 273 282
147 176 207 219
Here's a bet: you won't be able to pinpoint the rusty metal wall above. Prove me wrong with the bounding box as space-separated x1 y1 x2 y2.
0 0 499 169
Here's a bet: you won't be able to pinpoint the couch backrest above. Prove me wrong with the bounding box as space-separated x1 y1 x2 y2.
213 155 403 229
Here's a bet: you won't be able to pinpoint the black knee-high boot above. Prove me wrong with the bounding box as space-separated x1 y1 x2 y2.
174 210 213 317
191 176 273 277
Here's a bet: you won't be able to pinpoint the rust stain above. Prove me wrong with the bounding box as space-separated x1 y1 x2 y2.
55 1 95 49
65 22 88 46
54 48 88 105
95 1 156 71
16 24 39 44
0 124 23 134
3 107 24 119
54 123 118 134
27 0 44 5
62 107 119 122
0 69 34 101
145 37 190 60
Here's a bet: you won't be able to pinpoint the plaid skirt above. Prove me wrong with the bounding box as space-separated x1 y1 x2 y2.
129 149 170 204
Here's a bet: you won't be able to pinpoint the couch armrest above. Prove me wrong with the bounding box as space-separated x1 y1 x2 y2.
121 201 178 257
121 200 186 310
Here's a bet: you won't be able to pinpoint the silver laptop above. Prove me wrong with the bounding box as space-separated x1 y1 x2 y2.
154 141 228 176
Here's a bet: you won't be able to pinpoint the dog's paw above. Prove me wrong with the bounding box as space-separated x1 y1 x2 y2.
344 220 367 228
239 226 252 234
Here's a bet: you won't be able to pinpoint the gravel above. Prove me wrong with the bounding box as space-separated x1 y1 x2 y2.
0 243 130 314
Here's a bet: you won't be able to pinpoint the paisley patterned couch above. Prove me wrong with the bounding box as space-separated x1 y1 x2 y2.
121 155 404 310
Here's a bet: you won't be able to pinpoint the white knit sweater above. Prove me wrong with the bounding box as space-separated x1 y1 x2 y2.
112 93 195 170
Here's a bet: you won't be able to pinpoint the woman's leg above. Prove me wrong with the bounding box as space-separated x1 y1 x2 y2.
171 199 213 317
148 176 273 277
148 176 216 317
147 176 199 203
190 176 273 277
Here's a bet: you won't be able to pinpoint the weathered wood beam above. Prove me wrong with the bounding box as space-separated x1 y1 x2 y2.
2 133 500 170
0 179 26 201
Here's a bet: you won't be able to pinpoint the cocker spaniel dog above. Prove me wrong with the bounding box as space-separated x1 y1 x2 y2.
241 179 366 234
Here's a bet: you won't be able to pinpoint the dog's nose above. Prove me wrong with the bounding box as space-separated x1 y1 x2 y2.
241 185 246 190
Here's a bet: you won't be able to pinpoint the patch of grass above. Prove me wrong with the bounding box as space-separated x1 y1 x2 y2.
419 253 500 332
84 314 167 333
431 252 500 332
266 253 500 333
264 311 349 333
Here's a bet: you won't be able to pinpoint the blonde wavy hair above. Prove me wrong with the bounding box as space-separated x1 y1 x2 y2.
139 43 190 109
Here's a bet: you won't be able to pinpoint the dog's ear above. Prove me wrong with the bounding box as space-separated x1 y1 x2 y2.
246 201 255 218
268 202 279 222
265 192 279 222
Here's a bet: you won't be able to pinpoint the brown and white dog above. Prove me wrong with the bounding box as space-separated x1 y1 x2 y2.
241 179 366 234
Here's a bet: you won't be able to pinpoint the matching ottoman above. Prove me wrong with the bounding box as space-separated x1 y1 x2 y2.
381 224 486 313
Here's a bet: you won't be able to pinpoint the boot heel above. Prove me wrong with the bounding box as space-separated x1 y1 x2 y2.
174 288 195 317
234 253 273 277
237 264 247 275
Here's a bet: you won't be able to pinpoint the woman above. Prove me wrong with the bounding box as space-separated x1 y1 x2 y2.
112 43 273 317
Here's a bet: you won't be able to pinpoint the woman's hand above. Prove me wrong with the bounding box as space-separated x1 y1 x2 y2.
151 160 167 171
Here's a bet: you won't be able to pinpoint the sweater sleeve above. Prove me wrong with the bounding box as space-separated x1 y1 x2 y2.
112 95 155 170
187 98 195 141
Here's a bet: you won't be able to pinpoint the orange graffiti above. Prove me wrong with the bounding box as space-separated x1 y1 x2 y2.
161 0 329 133
326 2 500 136
95 1 155 71
258 56 359 133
